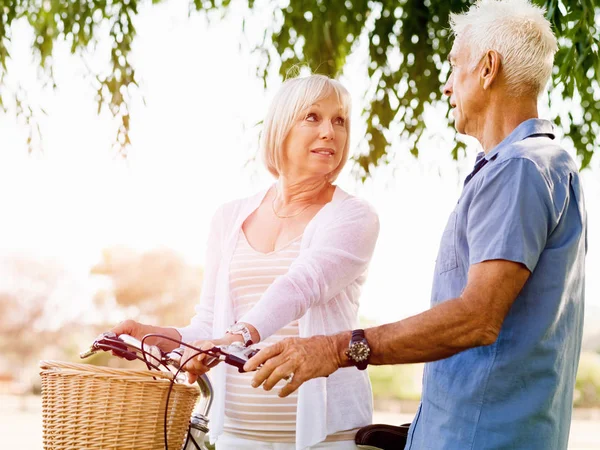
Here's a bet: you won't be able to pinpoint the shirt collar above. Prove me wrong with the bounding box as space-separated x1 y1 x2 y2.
485 118 555 161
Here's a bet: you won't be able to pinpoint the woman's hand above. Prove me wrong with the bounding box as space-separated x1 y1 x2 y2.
109 319 150 340
181 334 244 383
181 340 221 383
109 319 182 353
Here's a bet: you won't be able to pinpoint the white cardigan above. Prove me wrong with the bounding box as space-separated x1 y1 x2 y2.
177 185 380 450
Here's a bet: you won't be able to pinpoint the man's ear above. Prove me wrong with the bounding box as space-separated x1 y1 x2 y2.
480 50 501 90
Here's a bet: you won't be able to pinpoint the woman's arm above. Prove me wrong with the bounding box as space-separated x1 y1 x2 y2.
238 197 380 342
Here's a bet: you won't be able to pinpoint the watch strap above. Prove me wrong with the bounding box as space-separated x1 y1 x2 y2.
352 329 366 340
347 328 370 370
226 323 254 347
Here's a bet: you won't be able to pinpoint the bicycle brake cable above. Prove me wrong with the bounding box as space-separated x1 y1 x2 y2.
141 334 220 450
93 341 164 371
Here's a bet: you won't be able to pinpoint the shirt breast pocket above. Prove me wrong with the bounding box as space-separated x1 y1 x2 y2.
437 211 458 274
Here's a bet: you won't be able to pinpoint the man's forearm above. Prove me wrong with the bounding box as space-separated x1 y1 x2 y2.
333 296 496 367
346 260 529 366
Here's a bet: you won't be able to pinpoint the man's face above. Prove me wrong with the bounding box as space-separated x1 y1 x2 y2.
443 39 484 136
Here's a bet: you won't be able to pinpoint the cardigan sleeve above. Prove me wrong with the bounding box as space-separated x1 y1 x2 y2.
176 205 224 343
238 197 380 341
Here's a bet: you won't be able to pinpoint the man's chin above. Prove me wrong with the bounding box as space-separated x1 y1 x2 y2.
453 118 465 135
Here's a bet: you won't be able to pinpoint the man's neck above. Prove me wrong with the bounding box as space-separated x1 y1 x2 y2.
474 98 539 153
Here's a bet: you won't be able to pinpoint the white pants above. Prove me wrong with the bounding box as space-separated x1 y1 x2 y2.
216 432 359 450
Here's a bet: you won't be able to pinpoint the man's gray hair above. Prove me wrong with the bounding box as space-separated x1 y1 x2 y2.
450 0 558 97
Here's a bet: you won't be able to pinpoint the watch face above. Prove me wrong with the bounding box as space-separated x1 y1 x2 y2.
227 323 253 346
349 341 370 362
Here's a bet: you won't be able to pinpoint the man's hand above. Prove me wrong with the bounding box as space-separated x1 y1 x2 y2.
244 334 347 398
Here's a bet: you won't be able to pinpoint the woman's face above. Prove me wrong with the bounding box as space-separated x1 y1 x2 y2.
281 93 347 179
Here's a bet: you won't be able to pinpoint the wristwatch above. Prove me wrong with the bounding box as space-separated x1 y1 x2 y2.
345 329 370 370
226 322 254 347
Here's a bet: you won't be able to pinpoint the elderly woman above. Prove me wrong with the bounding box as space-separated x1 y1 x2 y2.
112 74 379 450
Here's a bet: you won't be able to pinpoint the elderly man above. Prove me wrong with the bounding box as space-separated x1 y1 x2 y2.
245 0 587 448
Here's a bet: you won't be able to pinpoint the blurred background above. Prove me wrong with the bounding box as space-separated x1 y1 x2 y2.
0 1 599 448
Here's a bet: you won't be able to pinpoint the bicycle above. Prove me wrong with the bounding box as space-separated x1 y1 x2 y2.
69 332 409 450
75 331 260 450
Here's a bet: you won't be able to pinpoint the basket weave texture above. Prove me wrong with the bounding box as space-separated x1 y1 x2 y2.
40 360 200 450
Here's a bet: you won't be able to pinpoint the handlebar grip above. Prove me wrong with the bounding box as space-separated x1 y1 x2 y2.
224 348 259 373
118 334 162 363
224 354 248 373
112 340 139 361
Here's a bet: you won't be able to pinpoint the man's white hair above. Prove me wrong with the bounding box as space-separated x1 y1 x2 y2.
450 0 558 97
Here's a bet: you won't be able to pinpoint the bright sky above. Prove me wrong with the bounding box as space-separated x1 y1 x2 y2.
1 2 598 332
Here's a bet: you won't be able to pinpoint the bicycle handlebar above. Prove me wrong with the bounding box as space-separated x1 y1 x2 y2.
79 332 269 417
80 332 215 416
80 331 261 372
78 332 287 450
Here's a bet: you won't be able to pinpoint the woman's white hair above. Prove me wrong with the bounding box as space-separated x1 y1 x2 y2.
450 0 558 97
261 74 351 181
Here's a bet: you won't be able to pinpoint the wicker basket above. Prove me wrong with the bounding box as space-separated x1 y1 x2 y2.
39 360 200 450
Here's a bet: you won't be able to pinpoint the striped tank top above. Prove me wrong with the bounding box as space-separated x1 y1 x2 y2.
224 231 356 443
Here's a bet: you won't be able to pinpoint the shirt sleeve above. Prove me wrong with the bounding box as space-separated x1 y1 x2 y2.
238 197 380 341
467 158 555 272
175 205 223 343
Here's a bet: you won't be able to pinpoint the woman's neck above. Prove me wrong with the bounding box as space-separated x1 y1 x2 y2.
275 176 331 205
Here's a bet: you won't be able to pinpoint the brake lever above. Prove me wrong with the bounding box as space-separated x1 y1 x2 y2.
219 344 260 372
165 346 225 370
79 332 135 360
219 344 292 381
80 332 162 364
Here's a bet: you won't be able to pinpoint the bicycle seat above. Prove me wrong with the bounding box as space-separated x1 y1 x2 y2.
355 423 411 450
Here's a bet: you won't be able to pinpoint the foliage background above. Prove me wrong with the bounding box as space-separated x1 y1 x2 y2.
0 2 599 447
0 0 598 176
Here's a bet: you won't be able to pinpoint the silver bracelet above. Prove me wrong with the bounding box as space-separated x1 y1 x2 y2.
226 322 254 347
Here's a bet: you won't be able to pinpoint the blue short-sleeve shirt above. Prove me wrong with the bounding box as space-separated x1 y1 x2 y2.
406 119 587 450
